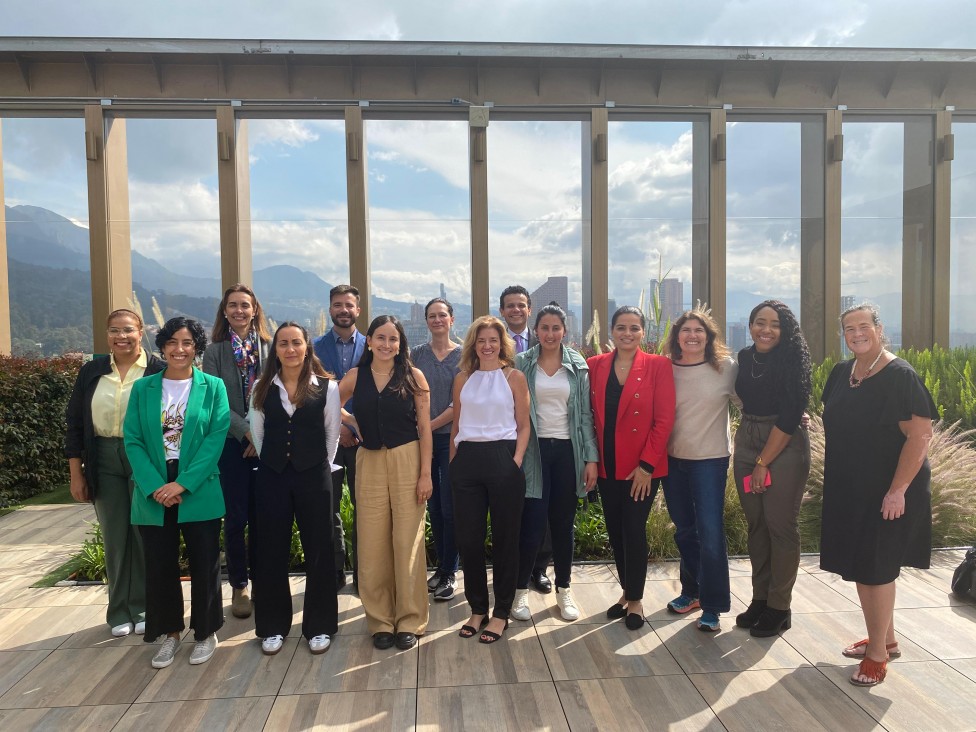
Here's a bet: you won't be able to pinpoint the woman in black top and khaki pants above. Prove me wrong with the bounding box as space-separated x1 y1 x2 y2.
339 315 433 651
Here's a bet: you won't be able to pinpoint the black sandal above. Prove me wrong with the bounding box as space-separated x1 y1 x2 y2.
458 615 489 639
479 618 509 644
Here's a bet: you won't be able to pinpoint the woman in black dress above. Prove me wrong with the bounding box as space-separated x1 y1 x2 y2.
820 304 935 687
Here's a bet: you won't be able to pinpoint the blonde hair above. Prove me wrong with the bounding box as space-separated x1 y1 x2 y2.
459 316 515 373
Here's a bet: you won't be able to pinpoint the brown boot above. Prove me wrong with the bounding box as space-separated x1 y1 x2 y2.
231 587 252 619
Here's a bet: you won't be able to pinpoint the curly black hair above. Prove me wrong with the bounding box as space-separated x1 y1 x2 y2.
155 316 208 356
748 300 811 409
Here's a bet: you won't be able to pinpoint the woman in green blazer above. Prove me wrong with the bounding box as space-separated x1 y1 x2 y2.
124 317 230 670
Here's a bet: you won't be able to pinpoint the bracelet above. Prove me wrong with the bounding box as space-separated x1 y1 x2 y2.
638 465 652 477
755 455 766 467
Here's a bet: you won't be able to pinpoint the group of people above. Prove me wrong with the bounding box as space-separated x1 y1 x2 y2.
65 281 936 688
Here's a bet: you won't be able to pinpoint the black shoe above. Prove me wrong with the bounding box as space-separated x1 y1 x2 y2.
427 573 442 593
625 612 645 631
735 599 767 628
606 602 627 619
432 576 456 601
530 571 553 594
750 608 791 637
372 632 395 650
395 632 418 650
336 571 347 592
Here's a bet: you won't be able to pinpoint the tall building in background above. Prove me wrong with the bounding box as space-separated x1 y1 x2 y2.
531 276 569 310
727 322 747 352
650 278 684 323
410 301 424 322
439 282 447 301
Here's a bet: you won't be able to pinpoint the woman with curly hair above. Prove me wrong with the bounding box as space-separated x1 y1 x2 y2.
339 315 432 651
662 309 740 632
732 300 811 637
124 317 230 668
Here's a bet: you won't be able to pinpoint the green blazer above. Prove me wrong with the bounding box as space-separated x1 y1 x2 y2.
124 368 230 526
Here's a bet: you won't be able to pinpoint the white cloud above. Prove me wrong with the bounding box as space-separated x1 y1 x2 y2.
249 119 321 149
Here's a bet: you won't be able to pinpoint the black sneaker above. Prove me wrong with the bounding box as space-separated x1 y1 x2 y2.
432 576 456 601
427 573 442 593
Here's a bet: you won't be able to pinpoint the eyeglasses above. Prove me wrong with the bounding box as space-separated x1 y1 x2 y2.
107 327 139 336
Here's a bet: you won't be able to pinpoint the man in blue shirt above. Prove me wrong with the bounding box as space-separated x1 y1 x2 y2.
313 284 367 592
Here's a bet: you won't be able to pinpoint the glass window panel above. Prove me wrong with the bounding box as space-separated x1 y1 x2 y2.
124 118 221 332
365 119 470 342
248 118 348 334
608 120 696 348
841 121 905 349
950 120 976 346
726 121 803 349
488 121 583 341
2 117 92 356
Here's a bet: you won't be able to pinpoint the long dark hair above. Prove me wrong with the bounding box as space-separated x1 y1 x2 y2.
358 315 424 399
211 283 271 344
748 300 811 408
251 321 332 410
665 309 730 371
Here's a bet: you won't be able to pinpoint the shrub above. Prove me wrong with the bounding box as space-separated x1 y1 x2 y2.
0 355 77 507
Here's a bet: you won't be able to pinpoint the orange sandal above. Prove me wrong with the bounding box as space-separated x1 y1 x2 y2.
850 656 888 687
842 639 901 659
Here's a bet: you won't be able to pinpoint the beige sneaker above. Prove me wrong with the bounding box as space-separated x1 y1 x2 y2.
556 587 580 621
231 587 252 619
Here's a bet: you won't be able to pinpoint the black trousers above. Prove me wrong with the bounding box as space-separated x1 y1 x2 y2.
139 462 223 642
331 443 359 580
217 437 258 590
598 476 660 602
451 440 525 619
255 461 338 639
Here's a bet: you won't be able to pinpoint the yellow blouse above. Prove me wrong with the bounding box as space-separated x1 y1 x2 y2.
92 350 148 438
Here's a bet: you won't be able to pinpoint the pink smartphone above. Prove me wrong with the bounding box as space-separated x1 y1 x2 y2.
743 472 772 493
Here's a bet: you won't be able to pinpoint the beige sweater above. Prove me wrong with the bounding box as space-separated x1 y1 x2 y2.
668 357 740 460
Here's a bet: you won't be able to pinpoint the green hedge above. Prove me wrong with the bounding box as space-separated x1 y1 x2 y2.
0 356 76 508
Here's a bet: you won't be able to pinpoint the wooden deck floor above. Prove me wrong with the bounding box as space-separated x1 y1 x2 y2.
0 503 973 731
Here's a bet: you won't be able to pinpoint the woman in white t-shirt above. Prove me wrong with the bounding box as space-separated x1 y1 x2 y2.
449 316 530 644
661 309 740 632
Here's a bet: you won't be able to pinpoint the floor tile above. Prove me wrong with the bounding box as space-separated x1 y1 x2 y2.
115 695 276 731
0 605 108 651
0 650 51 697
0 646 155 708
730 572 859 614
418 682 567 730
0 704 129 731
892 604 976 660
418 626 551 687
822 660 976 732
653 616 811 674
813 569 970 609
692 667 882 731
279 632 418 694
565 563 618 583
945 658 976 683
556 677 724 731
528 581 620 626
136 638 297 702
0 584 109 610
266 689 416 730
538 621 682 680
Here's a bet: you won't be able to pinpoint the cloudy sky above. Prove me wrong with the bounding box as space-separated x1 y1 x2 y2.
4 1 976 338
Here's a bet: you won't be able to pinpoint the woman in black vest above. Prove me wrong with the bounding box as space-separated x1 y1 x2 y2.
249 322 340 656
338 315 432 651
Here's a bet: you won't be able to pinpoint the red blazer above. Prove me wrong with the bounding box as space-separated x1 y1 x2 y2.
587 350 675 480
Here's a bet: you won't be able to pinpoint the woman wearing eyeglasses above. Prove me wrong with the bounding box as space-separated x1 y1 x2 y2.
65 309 165 638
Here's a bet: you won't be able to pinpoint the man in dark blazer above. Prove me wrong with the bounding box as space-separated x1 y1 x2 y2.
499 284 551 594
313 284 367 592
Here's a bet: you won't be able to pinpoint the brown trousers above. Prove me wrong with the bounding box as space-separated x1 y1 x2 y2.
733 415 810 611
355 442 430 635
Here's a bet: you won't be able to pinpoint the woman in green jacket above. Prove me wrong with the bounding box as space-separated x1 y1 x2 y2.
511 303 599 622
124 317 230 670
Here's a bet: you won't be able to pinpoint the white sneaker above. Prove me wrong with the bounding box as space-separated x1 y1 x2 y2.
511 589 531 621
134 621 146 635
111 622 134 637
308 634 331 654
262 635 285 655
151 636 180 668
556 587 580 621
189 634 218 665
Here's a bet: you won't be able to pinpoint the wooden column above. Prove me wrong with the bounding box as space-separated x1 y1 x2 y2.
0 121 10 354
933 110 952 347
706 109 727 332
85 105 132 354
901 116 936 349
469 120 489 319
823 109 843 359
583 108 609 342
799 117 827 362
217 106 252 290
345 106 371 325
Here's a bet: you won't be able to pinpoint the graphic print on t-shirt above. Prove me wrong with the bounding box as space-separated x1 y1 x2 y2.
160 377 192 461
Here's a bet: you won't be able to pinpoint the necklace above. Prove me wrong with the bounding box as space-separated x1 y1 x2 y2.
370 367 393 377
750 351 769 379
849 348 886 389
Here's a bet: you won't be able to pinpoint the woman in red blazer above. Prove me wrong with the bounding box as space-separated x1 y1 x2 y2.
588 306 675 630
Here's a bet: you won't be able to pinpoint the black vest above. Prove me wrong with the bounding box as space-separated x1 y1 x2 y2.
259 381 331 473
353 367 419 450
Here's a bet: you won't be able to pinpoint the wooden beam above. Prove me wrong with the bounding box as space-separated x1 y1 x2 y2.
150 54 163 93
216 107 252 290
12 53 30 91
345 106 371 326
469 121 489 319
708 109 727 331
933 110 951 346
0 121 10 354
83 53 98 90
583 108 609 344
823 109 842 359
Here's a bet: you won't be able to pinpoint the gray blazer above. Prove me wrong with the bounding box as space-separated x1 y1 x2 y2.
202 338 270 441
